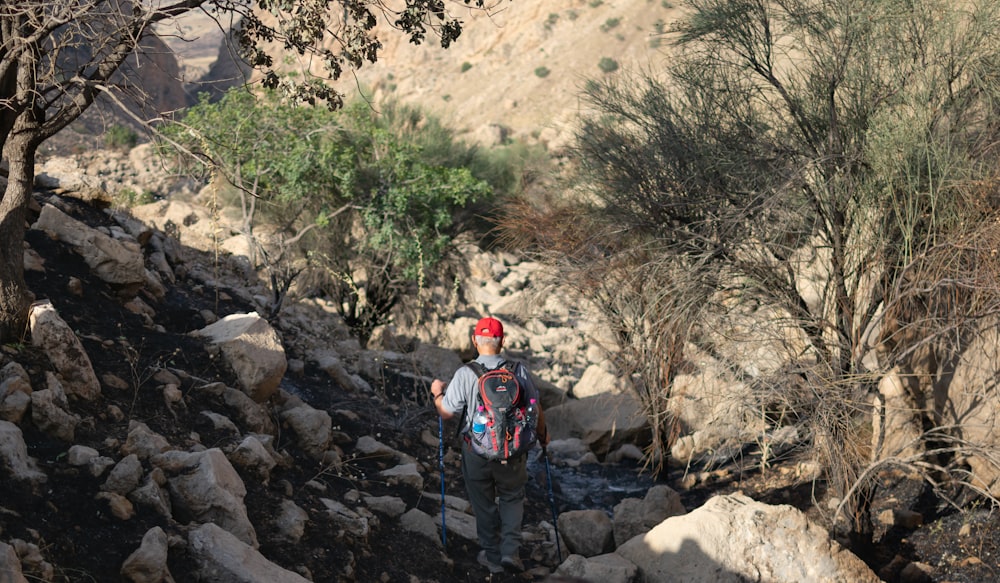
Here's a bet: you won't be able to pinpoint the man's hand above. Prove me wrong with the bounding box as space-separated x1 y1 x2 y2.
431 379 446 400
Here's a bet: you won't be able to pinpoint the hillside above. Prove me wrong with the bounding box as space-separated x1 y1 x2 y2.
159 0 679 149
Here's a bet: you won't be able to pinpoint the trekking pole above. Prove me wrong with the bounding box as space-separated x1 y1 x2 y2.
542 446 562 562
438 415 447 548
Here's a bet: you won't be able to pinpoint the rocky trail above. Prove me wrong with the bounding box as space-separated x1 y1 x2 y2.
1 167 999 583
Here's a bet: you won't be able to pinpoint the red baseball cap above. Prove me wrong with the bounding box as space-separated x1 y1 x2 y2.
474 317 504 338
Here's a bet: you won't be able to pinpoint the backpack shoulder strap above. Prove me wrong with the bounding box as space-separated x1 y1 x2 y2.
465 361 488 377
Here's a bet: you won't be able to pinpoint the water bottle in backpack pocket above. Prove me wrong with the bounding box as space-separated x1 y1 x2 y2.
472 406 488 435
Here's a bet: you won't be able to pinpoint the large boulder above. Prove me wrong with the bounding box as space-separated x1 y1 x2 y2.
31 203 146 294
546 393 650 456
0 421 47 487
616 493 881 583
191 312 287 402
877 326 1000 495
28 300 101 401
187 523 309 583
153 449 257 548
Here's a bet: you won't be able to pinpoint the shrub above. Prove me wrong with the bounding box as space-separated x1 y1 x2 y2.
461 62 472 73
534 66 551 78
598 57 619 73
113 187 154 208
601 17 621 32
105 125 137 151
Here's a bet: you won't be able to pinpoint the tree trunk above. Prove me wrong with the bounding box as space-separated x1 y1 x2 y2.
0 131 37 343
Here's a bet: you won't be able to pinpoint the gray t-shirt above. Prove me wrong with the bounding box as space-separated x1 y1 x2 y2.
440 355 536 434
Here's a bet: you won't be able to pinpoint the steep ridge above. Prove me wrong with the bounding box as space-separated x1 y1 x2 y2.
162 0 681 148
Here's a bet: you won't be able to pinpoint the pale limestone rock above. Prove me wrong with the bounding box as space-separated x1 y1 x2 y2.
96 491 136 520
279 404 331 460
23 246 45 272
436 509 477 542
399 508 440 547
120 526 175 583
228 435 277 483
129 199 218 252
103 454 143 495
154 448 257 547
0 421 47 486
355 435 416 464
612 485 686 547
555 553 638 583
67 445 100 466
32 203 146 292
571 363 628 399
122 420 173 460
320 499 370 539
195 383 275 435
0 540 29 583
128 473 173 519
29 372 80 442
0 390 30 424
379 462 424 491
187 523 309 583
28 300 101 401
363 495 407 518
191 312 287 402
545 393 648 457
310 350 359 392
558 509 614 558
273 500 309 544
11 539 54 581
200 410 238 434
616 493 881 583
544 438 598 467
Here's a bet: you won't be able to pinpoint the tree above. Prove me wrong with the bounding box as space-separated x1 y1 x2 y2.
161 91 492 344
504 0 1000 539
0 0 502 343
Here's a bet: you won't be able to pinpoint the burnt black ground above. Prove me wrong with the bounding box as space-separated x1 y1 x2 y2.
2 190 998 582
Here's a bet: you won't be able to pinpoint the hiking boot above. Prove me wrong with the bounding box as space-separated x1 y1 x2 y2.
477 550 504 574
501 555 524 572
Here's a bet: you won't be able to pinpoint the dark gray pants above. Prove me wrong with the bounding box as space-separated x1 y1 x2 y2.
461 442 528 562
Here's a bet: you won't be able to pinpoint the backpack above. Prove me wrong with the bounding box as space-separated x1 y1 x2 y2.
463 360 540 461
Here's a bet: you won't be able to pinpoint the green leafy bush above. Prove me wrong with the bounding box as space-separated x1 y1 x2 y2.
105 125 138 151
535 66 551 78
159 90 527 344
598 57 619 73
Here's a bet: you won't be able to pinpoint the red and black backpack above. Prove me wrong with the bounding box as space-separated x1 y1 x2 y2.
463 360 540 461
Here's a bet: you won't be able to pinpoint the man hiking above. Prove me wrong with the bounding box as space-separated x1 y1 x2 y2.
430 316 549 574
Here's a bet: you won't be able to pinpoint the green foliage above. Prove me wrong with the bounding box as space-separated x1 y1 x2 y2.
105 125 138 151
113 187 154 208
600 18 621 32
545 13 560 30
589 0 603 7
597 57 619 73
534 66 551 78
461 62 473 73
160 90 498 344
